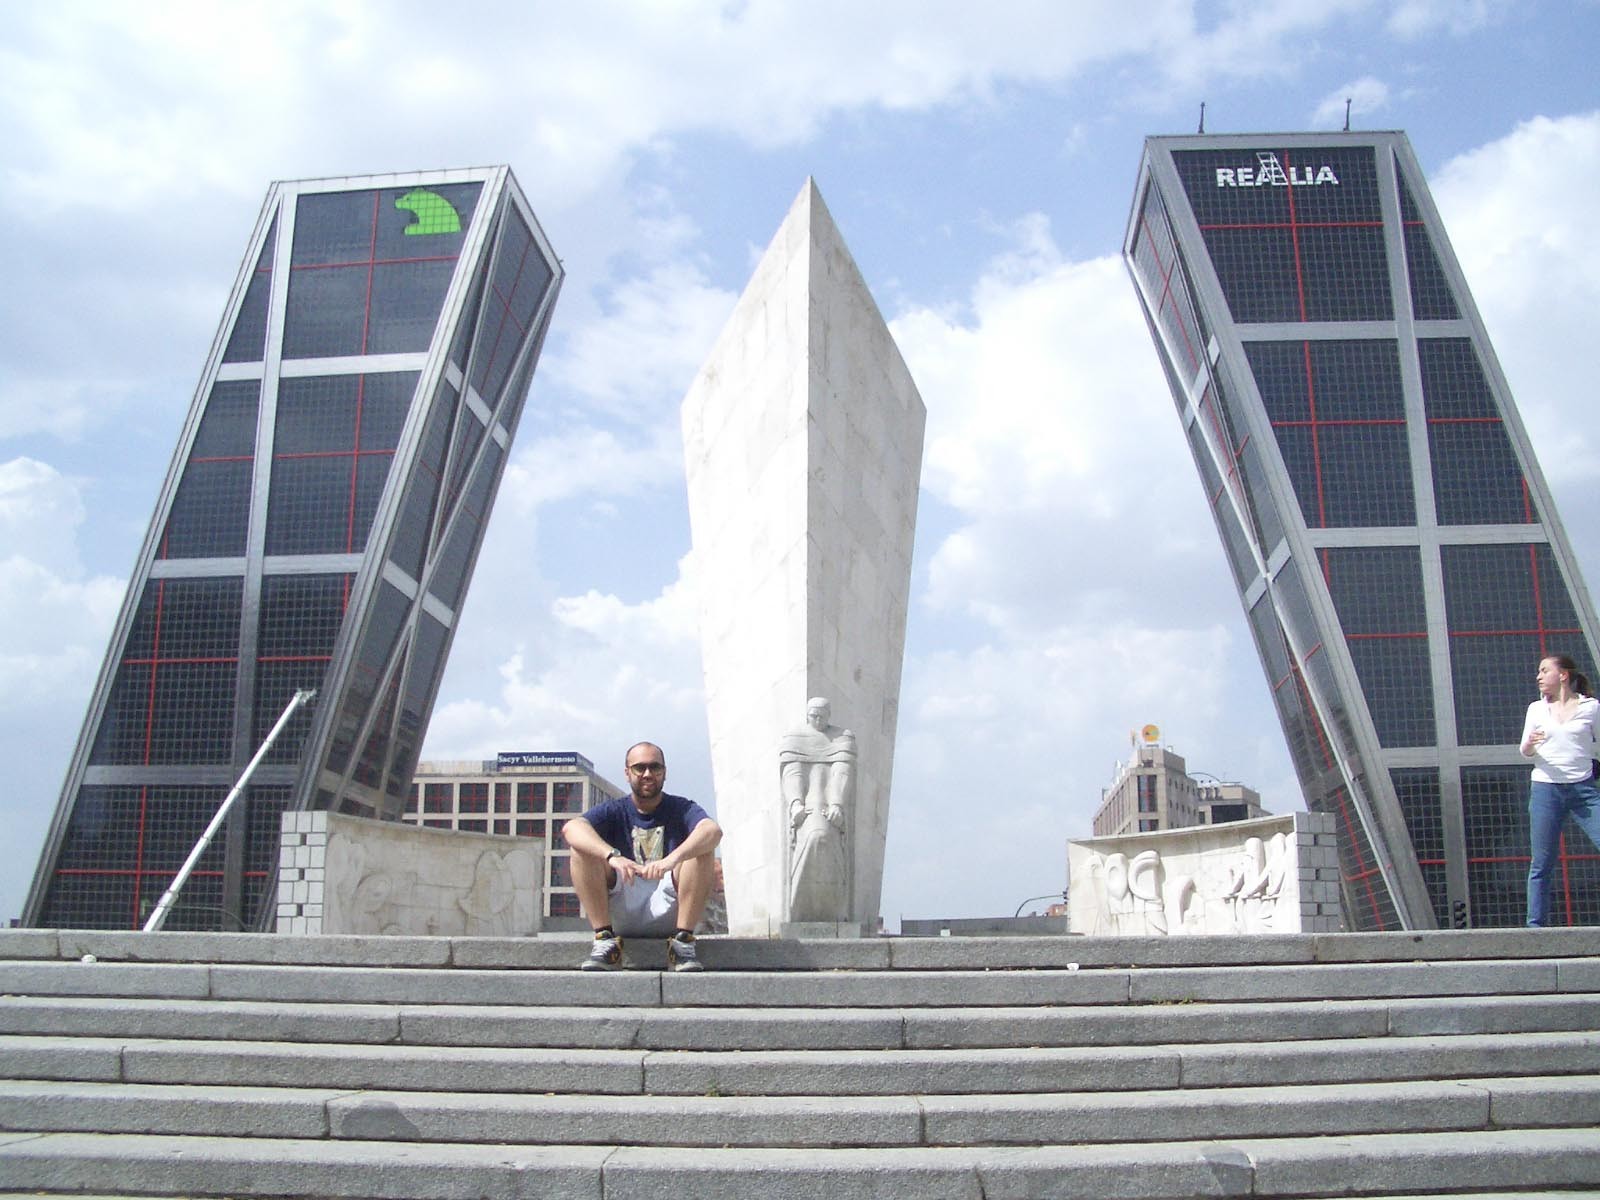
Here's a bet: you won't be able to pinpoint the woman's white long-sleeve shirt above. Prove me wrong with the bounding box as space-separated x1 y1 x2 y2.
1520 696 1600 783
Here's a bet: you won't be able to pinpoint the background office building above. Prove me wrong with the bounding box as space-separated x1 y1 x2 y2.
405 752 625 918
1125 131 1600 929
1094 730 1267 837
25 169 562 932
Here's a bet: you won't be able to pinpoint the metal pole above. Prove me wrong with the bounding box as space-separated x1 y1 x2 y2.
142 689 316 933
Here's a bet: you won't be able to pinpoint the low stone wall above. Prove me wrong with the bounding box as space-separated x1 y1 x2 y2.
276 811 543 937
1067 811 1342 936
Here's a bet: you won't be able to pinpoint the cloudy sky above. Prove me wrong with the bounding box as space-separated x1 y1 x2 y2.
4 1 1599 927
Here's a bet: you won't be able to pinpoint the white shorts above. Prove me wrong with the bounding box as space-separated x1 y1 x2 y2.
609 870 679 937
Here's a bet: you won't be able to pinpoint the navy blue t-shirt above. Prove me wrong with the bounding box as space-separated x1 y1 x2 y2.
582 792 710 863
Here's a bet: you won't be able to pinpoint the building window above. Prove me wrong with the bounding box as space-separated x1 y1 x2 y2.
516 820 541 839
494 783 513 813
517 782 545 813
1139 819 1159 832
1137 776 1158 813
552 782 583 813
550 855 572 887
550 892 581 917
423 783 452 814
458 819 487 834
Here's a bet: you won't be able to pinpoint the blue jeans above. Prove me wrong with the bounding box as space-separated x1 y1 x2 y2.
1527 778 1600 926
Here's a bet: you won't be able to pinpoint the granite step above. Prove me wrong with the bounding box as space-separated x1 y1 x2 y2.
3 991 1596 1050
1 1128 1596 1199
2 929 1597 1198
11 926 1600 970
3 955 1596 1008
1 1076 1596 1148
5 1030 1597 1096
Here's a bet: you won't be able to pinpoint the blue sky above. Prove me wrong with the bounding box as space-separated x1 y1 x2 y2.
3 0 1599 926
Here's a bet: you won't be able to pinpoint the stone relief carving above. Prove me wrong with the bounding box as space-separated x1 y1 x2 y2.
325 830 535 936
1080 831 1294 936
781 697 855 922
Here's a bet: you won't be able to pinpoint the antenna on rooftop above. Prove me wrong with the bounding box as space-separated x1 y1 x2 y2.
1344 98 1352 132
1197 101 1206 134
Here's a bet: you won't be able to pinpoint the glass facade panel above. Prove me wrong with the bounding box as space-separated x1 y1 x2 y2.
1398 171 1460 321
1247 340 1413 529
1323 547 1433 747
471 209 554 403
223 220 277 364
1419 339 1534 526
161 380 259 560
1392 768 1447 925
1174 145 1389 325
1442 543 1586 746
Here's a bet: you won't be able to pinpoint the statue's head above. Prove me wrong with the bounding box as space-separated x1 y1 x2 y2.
806 697 831 729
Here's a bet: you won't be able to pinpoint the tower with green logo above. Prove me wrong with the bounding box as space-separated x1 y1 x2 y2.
24 168 563 930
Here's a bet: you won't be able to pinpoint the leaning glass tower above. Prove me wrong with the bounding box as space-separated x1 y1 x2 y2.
1124 132 1599 929
25 168 562 931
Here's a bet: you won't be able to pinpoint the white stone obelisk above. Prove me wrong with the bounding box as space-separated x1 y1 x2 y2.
681 179 925 936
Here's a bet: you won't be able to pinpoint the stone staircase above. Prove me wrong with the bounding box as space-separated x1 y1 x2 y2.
1 926 1597 1199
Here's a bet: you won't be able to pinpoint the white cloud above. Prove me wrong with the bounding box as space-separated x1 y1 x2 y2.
876 220 1296 921
1431 111 1600 487
1386 0 1509 39
544 261 738 422
424 561 709 796
1312 76 1391 128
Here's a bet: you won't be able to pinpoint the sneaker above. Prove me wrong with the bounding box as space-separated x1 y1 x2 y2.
666 931 703 972
580 930 623 971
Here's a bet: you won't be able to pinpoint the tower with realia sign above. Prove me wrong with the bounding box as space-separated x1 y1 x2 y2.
25 169 562 931
1125 132 1600 929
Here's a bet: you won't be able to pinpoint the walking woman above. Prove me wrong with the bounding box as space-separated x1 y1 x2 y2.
1519 653 1600 926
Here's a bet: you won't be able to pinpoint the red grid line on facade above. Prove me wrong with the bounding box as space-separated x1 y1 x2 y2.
1283 658 1387 930
144 580 165 766
1299 341 1327 525
272 449 396 461
132 784 149 926
1272 418 1406 428
58 867 229 878
1528 543 1548 658
292 254 458 272
1448 627 1580 638
478 236 535 400
121 656 239 667
1139 211 1202 373
360 193 379 357
347 375 366 553
1283 151 1309 324
1197 220 1384 231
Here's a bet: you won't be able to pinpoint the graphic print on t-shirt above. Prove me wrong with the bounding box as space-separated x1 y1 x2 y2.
632 826 665 863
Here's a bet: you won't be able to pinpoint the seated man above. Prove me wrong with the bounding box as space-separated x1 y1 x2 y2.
562 741 722 972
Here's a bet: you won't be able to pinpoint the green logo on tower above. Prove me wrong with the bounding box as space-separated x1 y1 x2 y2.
395 189 461 235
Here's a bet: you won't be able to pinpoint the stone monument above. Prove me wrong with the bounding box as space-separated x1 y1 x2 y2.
681 179 925 936
782 697 856 923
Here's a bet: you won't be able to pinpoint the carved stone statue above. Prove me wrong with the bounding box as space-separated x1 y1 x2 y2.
780 697 855 922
